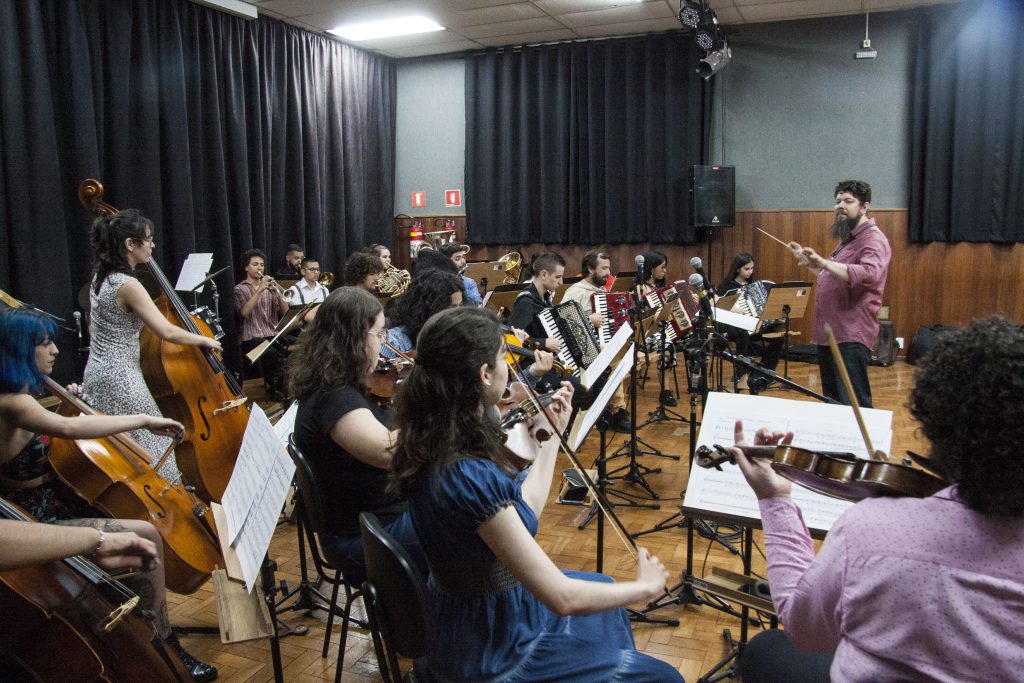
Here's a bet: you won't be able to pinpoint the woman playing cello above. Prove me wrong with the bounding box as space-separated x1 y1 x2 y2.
0 308 216 681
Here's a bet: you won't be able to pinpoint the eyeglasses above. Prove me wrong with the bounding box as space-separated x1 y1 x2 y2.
367 328 388 342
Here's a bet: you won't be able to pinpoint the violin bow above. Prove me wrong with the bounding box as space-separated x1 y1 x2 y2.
505 354 639 560
382 339 415 364
824 324 885 461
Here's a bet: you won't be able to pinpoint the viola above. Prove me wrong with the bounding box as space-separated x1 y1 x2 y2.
0 498 191 681
79 179 249 503
694 443 948 502
503 334 571 375
45 377 222 595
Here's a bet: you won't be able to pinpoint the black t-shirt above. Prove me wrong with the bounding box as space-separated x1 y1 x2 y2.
293 385 405 537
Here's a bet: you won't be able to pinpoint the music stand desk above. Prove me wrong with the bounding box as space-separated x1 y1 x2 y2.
760 282 812 322
464 260 505 287
482 283 527 317
611 272 637 292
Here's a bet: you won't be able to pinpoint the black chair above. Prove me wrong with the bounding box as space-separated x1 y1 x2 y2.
285 434 366 683
359 512 433 683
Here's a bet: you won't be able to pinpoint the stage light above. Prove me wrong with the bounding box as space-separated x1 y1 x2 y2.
678 1 704 29
697 42 731 80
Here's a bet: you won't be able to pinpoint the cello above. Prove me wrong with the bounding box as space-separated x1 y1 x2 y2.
0 498 191 682
45 377 223 595
78 179 249 503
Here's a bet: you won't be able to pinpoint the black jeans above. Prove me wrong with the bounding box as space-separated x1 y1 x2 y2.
817 342 872 407
740 629 833 683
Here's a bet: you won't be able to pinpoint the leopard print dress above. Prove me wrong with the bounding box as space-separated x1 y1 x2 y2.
83 272 178 480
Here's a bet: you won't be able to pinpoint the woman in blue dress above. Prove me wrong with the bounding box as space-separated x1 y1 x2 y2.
391 307 684 682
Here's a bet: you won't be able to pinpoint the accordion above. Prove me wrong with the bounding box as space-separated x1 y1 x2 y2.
731 281 779 332
592 291 635 346
537 300 602 377
643 282 698 342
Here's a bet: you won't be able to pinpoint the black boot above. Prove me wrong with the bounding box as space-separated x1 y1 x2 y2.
166 633 218 682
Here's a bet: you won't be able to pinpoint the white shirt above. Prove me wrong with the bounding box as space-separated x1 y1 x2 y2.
287 279 328 305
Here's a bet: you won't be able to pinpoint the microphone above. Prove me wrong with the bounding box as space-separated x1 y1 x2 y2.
73 311 83 343
690 256 713 292
635 253 645 273
688 273 715 319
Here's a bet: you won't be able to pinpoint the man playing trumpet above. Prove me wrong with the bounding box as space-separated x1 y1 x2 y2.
234 248 290 401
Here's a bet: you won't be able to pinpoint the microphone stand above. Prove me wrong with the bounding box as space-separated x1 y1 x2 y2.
642 319 687 426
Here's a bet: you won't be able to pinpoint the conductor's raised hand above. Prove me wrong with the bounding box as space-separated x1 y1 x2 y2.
788 241 810 268
730 419 794 500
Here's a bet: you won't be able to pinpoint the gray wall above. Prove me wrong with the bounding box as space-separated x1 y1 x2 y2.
395 58 466 215
709 11 916 209
394 11 921 215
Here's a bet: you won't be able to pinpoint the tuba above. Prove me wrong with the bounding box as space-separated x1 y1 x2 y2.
377 265 411 297
497 251 522 284
413 228 458 257
318 271 334 287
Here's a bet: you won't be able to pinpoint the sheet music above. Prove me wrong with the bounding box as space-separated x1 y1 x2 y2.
683 393 893 533
582 322 631 389
175 253 214 292
221 405 287 544
273 401 299 448
570 344 634 451
232 451 295 593
714 307 759 332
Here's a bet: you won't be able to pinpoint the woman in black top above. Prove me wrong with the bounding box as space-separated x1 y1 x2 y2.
288 287 425 578
717 253 783 387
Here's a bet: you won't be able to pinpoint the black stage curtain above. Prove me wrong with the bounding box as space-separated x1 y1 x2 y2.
0 0 395 377
465 33 707 246
908 0 1024 242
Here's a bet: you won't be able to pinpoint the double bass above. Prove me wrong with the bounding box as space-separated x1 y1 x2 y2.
78 179 249 503
0 498 191 681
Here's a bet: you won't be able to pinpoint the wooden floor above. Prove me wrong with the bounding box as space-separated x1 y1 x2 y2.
171 358 928 682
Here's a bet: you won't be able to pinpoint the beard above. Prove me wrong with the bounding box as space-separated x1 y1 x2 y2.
830 215 860 242
589 271 606 287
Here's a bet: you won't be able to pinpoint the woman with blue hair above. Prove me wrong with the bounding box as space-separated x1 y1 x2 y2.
0 307 217 681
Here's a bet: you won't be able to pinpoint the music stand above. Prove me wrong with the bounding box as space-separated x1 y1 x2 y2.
463 260 504 296
758 282 812 381
611 272 636 292
482 283 527 321
245 303 317 364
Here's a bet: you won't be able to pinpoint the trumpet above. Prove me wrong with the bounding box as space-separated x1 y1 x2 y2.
262 275 294 300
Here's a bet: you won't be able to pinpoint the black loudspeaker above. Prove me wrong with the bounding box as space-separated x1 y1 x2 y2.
870 320 897 367
690 165 735 228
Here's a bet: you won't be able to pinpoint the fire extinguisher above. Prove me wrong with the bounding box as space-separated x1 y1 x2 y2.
409 219 424 257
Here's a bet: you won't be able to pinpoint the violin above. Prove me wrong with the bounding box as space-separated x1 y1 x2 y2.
0 498 191 681
503 333 571 375
369 354 414 404
496 382 557 464
695 443 948 502
79 179 249 503
45 377 222 595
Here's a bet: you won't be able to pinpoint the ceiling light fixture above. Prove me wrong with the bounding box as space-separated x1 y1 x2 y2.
677 1 731 80
328 16 445 42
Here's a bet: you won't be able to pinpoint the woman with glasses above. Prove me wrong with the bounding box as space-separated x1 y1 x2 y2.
83 210 221 481
288 287 425 578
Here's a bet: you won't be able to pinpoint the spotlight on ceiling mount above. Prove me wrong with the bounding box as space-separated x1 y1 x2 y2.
678 1 704 29
697 41 731 80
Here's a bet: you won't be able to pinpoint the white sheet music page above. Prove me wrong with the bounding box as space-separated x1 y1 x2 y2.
221 405 286 544
570 343 634 451
682 393 893 534
273 401 299 449
175 253 214 292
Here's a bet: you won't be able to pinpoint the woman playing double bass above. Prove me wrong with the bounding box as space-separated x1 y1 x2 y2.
83 210 221 481
0 308 216 681
730 317 1024 682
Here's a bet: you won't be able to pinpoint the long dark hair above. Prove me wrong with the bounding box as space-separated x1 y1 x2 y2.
909 316 1024 516
90 209 152 293
722 252 754 289
390 307 514 496
386 270 464 343
640 251 667 286
287 287 382 399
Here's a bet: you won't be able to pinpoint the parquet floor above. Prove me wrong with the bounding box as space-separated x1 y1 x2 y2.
171 358 927 681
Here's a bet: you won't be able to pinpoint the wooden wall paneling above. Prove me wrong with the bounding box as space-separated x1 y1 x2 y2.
393 210 1024 355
